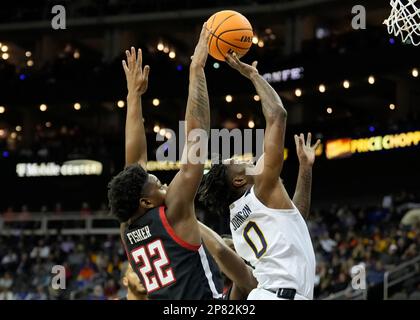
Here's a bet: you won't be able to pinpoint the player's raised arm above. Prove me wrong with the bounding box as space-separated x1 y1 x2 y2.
199 222 257 299
122 47 150 169
165 23 211 229
293 133 320 219
226 53 288 201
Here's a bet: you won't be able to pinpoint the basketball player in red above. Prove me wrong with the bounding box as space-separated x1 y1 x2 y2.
108 23 223 299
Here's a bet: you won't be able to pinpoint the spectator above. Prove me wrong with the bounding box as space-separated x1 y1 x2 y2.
2 207 15 221
319 232 337 253
0 272 14 290
88 285 106 300
367 261 385 286
26 286 48 300
0 287 15 300
80 202 92 216
401 209 420 227
60 236 75 254
54 202 62 215
1 250 18 269
76 258 96 288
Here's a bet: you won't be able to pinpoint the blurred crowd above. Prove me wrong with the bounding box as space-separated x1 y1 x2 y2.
309 192 420 299
0 191 419 300
0 234 126 300
1 202 109 219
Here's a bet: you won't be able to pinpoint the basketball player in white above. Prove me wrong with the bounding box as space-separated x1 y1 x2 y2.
198 52 320 300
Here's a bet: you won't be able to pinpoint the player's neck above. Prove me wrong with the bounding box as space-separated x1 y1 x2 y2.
232 184 252 202
127 208 147 225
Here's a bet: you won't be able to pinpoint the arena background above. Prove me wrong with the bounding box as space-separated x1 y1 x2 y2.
0 0 419 300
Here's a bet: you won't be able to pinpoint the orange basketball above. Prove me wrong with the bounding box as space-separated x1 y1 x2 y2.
206 10 253 61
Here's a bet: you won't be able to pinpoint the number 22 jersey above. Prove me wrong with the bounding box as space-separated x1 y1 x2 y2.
229 186 316 299
122 206 223 300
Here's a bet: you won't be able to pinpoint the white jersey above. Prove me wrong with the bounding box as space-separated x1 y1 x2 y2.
229 186 316 299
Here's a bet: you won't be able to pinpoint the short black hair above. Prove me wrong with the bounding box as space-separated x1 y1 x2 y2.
108 164 148 223
197 164 233 216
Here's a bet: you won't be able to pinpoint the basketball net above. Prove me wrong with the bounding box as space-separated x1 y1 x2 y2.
383 0 420 46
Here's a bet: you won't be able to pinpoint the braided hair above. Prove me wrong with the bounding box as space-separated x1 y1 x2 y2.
197 163 234 216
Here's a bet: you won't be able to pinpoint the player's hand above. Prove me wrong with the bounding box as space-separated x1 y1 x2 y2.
122 47 150 96
191 22 211 68
294 133 321 167
225 52 258 79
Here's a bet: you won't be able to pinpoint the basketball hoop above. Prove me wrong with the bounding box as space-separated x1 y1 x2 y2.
383 0 420 46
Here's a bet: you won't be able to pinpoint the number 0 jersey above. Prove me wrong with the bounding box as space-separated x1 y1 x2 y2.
122 206 223 300
229 186 316 299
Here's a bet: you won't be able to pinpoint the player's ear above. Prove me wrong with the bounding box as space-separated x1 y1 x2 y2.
140 197 154 209
232 175 247 188
122 277 128 287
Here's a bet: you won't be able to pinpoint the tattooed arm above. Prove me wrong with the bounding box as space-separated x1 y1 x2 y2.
122 47 150 169
293 133 320 219
226 54 290 209
165 23 211 245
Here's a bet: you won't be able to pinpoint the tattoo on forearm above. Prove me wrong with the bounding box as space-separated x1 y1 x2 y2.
187 70 210 132
293 168 312 219
253 74 286 120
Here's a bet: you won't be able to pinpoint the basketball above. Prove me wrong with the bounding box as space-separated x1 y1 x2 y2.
206 10 253 61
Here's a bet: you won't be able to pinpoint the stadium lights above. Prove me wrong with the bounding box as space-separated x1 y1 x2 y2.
248 120 255 128
45 122 52 128
152 98 160 106
326 107 333 114
0 129 5 137
236 113 243 119
117 100 125 108
252 36 258 44
368 75 375 84
253 95 260 101
258 40 264 48
225 95 233 103
213 62 220 69
319 84 326 93
39 104 47 112
27 60 34 67
2 53 9 60
153 125 160 133
15 126 22 132
169 51 176 59
412 68 419 78
163 46 169 54
389 103 396 110
157 43 164 51
74 103 81 110
25 51 32 57
73 50 80 59
0 106 5 113
165 131 172 139
343 80 350 89
1 45 8 52
159 128 166 136
10 132 17 139
295 89 302 97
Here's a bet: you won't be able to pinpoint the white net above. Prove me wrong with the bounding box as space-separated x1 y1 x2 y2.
384 0 420 46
